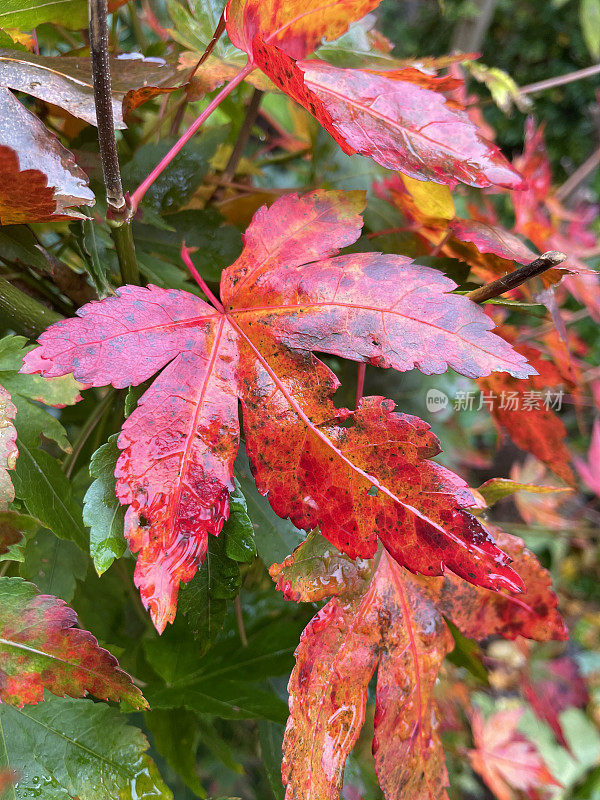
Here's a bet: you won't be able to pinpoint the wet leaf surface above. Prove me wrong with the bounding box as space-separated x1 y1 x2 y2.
23 191 535 632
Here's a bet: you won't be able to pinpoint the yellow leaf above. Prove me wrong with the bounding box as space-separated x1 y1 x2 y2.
400 174 455 220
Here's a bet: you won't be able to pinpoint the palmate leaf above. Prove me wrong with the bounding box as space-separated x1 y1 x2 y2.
23 191 535 632
275 529 566 800
468 708 560 800
83 434 127 576
0 577 147 709
0 695 171 800
219 0 522 188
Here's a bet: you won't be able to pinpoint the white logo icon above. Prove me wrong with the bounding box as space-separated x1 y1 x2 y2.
425 388 449 413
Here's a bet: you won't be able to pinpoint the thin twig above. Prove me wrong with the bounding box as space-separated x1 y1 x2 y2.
519 63 600 95
234 595 248 647
131 63 256 212
222 89 264 184
205 89 264 205
190 9 226 78
556 144 600 201
467 251 567 303
366 225 419 239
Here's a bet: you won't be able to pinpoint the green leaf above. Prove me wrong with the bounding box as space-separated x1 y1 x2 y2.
0 695 172 800
125 382 149 418
143 619 296 723
0 29 27 50
177 527 242 648
178 567 228 652
80 219 113 298
0 226 49 271
0 0 86 30
475 477 572 507
84 435 126 576
235 448 304 566
166 0 240 59
195 715 243 774
0 334 81 453
134 208 243 283
137 253 192 291
198 619 297 685
122 129 227 213
146 709 207 798
205 536 241 600
20 530 87 602
12 443 87 550
223 480 257 563
445 620 489 685
258 721 285 800
0 511 39 563
146 680 288 724
581 0 600 58
11 394 71 455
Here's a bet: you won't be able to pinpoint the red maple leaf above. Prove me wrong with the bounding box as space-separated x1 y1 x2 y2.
221 0 522 189
23 191 535 631
522 656 589 751
273 528 565 800
478 329 575 485
469 707 561 800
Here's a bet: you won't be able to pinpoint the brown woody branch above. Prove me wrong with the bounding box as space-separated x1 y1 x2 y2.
467 251 567 303
89 0 139 284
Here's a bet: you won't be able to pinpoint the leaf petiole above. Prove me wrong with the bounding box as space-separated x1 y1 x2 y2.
130 62 257 213
180 244 224 312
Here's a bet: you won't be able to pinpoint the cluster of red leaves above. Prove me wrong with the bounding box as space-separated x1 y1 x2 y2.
23 191 536 632
374 126 599 487
271 524 565 799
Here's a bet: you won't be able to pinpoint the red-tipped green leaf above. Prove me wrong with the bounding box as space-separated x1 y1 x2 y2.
0 577 147 708
269 528 374 602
